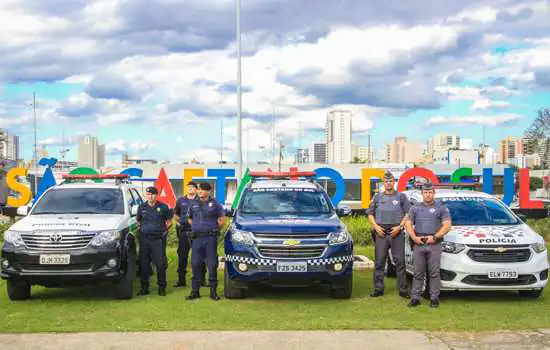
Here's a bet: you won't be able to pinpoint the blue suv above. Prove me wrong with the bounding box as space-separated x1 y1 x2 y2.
223 171 353 299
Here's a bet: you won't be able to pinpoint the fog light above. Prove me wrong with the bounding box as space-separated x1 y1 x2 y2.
1 260 9 269
238 263 248 272
334 263 343 271
107 258 117 268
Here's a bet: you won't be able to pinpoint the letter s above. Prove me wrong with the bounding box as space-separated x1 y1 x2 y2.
6 168 32 207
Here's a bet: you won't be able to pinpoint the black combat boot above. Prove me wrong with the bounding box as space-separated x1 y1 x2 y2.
186 289 200 300
158 287 166 296
210 287 220 301
137 286 150 296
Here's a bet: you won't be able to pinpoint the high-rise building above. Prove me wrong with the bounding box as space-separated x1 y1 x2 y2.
309 141 327 163
352 144 373 162
386 136 423 163
295 148 309 164
325 110 352 163
0 131 20 161
427 133 461 154
499 136 524 164
78 134 105 168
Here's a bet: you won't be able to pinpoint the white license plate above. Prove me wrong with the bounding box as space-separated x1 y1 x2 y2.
39 255 71 265
488 270 518 279
276 261 307 273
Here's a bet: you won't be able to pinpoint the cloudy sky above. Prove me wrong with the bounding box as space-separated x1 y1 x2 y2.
1 0 549 165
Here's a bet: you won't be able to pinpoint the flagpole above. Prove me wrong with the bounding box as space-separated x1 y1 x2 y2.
33 92 38 196
236 0 243 180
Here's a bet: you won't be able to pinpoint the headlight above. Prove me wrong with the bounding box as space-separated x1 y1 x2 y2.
441 241 465 254
231 228 254 245
3 230 25 247
531 243 547 254
89 231 120 247
328 229 349 245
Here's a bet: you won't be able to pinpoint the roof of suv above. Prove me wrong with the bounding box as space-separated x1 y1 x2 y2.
249 180 319 190
51 182 136 190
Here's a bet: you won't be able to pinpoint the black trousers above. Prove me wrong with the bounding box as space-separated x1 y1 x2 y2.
139 235 167 289
177 227 207 282
191 235 218 290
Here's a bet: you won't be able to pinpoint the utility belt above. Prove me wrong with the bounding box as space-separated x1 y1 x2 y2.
413 233 442 246
190 230 220 239
372 224 402 237
141 231 167 240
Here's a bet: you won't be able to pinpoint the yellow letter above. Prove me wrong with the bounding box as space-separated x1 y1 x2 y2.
6 168 32 207
183 168 205 195
361 168 385 208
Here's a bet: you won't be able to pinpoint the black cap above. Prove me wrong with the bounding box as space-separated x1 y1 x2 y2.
383 171 394 180
145 186 158 195
199 182 212 191
421 181 434 191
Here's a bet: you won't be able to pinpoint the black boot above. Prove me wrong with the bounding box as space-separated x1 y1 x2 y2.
210 287 220 301
186 289 200 300
138 286 150 296
158 287 166 296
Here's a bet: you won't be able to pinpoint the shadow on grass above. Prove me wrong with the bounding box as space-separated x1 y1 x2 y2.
26 281 143 302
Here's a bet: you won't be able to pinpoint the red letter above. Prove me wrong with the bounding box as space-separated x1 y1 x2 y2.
397 167 440 192
519 168 543 209
155 168 176 208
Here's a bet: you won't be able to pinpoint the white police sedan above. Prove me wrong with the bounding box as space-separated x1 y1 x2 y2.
394 189 548 298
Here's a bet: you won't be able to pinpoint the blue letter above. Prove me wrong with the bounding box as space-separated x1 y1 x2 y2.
482 168 493 194
35 158 58 201
207 168 235 204
121 168 143 178
314 167 345 206
502 167 515 206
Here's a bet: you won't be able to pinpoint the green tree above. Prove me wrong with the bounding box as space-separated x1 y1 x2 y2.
524 108 550 168
530 177 544 191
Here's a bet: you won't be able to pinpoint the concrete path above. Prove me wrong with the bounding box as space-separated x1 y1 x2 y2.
1 330 549 350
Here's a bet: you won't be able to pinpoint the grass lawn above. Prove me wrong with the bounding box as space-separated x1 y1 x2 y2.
1 246 549 333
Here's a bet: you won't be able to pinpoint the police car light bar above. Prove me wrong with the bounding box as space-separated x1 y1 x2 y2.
414 182 481 189
62 174 130 180
248 170 316 179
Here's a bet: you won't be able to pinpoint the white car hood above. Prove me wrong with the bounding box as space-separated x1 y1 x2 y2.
9 214 126 233
446 224 541 245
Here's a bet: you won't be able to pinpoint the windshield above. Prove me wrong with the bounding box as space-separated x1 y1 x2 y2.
240 188 333 215
32 188 125 215
439 197 519 226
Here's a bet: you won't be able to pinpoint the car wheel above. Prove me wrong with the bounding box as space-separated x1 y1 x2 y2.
116 249 137 299
7 280 31 301
518 289 543 298
330 273 353 299
223 268 245 299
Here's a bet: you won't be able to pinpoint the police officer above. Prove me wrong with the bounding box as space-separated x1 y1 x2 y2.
173 181 207 287
186 182 226 301
405 182 452 308
367 171 411 298
136 187 172 296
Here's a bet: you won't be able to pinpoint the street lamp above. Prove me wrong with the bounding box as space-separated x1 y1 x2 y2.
236 0 243 180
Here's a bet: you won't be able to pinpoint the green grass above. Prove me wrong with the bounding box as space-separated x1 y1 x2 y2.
0 247 548 333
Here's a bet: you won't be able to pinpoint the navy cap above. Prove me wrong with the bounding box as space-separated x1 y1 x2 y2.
199 182 212 191
145 186 158 195
383 171 394 180
421 181 434 191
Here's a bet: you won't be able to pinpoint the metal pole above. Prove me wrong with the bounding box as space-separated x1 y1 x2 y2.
236 0 243 179
220 118 224 165
33 92 37 196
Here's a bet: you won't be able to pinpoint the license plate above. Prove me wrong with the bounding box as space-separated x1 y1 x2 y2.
488 270 518 279
39 255 71 265
276 261 307 273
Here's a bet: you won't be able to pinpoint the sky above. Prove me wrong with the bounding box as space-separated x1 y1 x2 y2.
1 0 549 165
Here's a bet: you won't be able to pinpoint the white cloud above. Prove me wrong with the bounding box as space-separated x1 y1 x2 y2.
425 114 523 126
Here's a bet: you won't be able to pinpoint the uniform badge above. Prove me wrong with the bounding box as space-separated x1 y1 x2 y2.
157 208 161 212
392 200 399 206
209 202 213 208
429 208 436 213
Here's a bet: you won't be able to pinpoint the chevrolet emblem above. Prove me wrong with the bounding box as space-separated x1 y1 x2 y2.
494 247 507 253
283 239 301 246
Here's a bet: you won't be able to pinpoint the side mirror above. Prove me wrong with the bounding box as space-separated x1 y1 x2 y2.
131 205 138 216
16 206 29 216
336 205 352 217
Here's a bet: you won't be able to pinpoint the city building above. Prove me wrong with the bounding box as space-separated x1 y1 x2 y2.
432 149 480 165
351 144 373 163
386 137 423 163
427 133 461 154
512 154 541 168
479 145 499 165
499 136 524 164
460 138 474 150
122 153 158 167
325 110 352 164
0 130 20 161
78 134 105 168
294 148 309 164
309 141 327 163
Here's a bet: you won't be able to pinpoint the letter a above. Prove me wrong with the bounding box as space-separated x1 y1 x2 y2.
155 168 176 208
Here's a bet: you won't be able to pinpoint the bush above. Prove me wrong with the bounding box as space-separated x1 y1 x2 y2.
527 218 550 241
341 215 373 246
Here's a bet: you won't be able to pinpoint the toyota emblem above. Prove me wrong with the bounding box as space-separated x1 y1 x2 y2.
49 233 63 242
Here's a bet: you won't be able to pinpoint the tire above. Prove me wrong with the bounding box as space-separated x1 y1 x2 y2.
223 268 245 299
116 250 137 300
330 273 353 299
7 280 31 301
518 289 543 298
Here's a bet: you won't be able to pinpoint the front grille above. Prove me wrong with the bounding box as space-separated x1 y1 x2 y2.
18 263 93 272
21 233 95 251
258 246 326 259
253 233 328 240
467 248 531 263
462 274 537 286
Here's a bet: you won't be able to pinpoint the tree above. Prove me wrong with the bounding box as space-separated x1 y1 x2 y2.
524 108 550 168
530 177 544 191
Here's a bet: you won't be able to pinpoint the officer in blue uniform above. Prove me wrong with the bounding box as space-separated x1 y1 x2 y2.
405 182 452 308
186 182 226 301
173 181 207 287
136 187 172 296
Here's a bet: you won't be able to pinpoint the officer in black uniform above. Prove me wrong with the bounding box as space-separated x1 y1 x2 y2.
405 182 452 308
136 187 172 296
367 171 411 298
173 181 207 287
186 182 226 301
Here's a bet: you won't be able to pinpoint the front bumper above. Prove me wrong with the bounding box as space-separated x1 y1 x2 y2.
1 247 123 286
439 248 549 291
